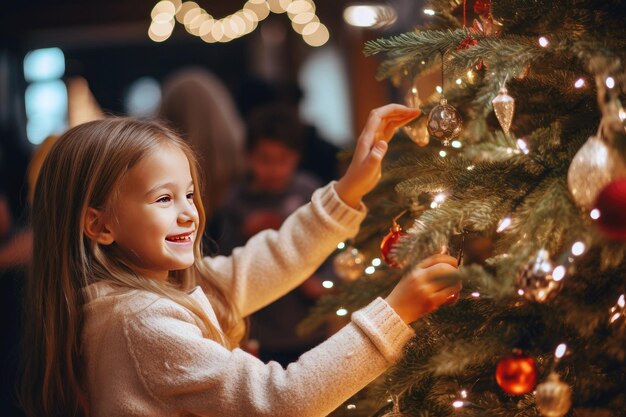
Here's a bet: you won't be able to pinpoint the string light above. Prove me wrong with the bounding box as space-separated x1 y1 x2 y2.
466 165 475 171
516 138 530 154
371 258 382 267
451 140 462 148
365 266 376 275
571 241 586 256
423 8 435 15
471 292 480 297
574 78 585 88
538 36 549 47
322 280 334 288
435 85 443 94
552 265 566 281
150 0 327 46
590 208 600 220
337 241 346 250
609 294 625 325
605 77 615 89
336 308 348 316
439 150 447 157
455 78 462 85
555 343 567 359
497 216 512 233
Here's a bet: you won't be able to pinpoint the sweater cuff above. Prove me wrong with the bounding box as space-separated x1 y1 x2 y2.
312 181 366 231
351 297 415 363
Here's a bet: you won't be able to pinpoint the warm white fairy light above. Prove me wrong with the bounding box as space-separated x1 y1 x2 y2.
455 78 462 85
555 343 567 359
365 266 376 275
466 165 475 171
436 85 443 94
337 241 346 250
336 308 348 316
574 78 585 88
434 193 446 203
619 108 626 121
516 138 530 154
538 36 549 47
322 280 334 289
346 404 356 410
151 0 326 45
451 140 462 148
590 208 601 220
471 292 480 297
439 150 447 157
606 77 615 89
552 265 566 281
497 216 512 233
452 400 464 408
371 257 382 267
424 8 435 15
609 294 625 324
571 241 586 256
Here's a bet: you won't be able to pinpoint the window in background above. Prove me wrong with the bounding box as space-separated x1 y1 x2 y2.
298 46 352 147
23 47 67 144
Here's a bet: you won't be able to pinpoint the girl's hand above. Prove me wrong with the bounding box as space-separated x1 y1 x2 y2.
335 104 421 208
385 254 462 324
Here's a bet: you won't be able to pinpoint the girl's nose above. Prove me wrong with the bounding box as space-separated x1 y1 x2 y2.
177 200 198 224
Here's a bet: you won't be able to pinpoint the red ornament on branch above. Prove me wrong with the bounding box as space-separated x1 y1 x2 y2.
381 223 407 268
473 0 492 17
594 179 626 241
495 349 537 395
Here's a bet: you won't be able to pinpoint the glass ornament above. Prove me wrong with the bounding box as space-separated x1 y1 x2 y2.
535 372 572 417
516 249 562 303
426 97 462 146
567 135 626 210
380 224 407 268
492 86 515 134
332 246 365 281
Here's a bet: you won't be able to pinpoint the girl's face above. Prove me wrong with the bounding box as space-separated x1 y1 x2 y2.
104 143 199 281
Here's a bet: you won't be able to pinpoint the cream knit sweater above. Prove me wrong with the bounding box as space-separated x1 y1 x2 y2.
82 183 415 417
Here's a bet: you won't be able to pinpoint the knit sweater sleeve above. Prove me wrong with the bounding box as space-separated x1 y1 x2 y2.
202 182 366 317
123 296 414 417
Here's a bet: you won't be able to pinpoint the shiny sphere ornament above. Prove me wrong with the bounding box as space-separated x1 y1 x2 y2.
427 98 463 146
380 224 407 268
333 246 366 281
495 350 537 395
516 249 563 303
594 179 626 241
535 372 572 417
567 135 626 210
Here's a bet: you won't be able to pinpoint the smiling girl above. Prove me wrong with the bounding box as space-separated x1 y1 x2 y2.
20 105 461 417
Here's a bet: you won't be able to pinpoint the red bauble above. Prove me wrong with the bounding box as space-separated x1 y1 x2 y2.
594 179 626 241
456 33 478 50
381 225 407 268
473 0 492 17
495 350 537 395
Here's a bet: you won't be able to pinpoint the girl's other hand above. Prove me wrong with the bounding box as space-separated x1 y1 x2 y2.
335 104 420 209
385 254 462 324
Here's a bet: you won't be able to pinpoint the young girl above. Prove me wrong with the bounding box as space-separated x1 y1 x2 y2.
20 104 461 417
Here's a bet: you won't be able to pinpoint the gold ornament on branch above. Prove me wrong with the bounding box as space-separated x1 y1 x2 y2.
567 127 626 210
535 372 572 417
492 84 515 134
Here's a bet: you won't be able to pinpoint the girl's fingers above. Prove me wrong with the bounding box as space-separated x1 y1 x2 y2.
417 254 458 269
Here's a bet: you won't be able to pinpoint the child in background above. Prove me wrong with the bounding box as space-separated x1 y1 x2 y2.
20 104 461 417
215 104 328 365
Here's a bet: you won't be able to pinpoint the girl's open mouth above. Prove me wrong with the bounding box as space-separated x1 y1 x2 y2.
165 232 193 243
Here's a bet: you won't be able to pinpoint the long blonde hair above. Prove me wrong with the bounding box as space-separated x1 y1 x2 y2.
19 118 244 417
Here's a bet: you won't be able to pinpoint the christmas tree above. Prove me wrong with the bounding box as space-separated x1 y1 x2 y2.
301 1 626 416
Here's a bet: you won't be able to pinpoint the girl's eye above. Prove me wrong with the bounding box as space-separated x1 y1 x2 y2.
186 192 194 200
156 196 171 203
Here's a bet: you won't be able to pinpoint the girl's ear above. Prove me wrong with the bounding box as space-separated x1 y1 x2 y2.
84 207 115 245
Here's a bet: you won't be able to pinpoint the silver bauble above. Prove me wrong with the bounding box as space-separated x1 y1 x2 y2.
535 372 572 417
427 97 462 146
332 246 366 281
567 135 626 210
516 249 562 303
